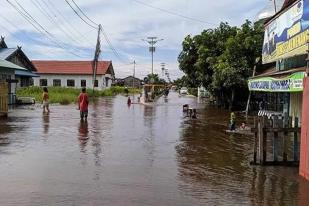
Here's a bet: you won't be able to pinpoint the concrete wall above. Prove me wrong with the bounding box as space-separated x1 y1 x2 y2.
33 74 111 90
300 77 309 182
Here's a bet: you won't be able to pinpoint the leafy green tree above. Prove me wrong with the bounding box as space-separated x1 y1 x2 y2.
178 20 264 110
145 73 166 84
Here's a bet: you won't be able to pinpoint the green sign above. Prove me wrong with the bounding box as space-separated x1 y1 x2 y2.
248 72 305 92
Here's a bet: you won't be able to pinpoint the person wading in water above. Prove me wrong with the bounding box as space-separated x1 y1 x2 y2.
42 87 50 113
78 87 89 121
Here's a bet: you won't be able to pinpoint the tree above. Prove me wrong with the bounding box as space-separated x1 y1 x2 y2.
178 20 264 110
145 73 166 84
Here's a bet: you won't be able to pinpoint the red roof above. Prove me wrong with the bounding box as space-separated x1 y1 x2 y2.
32 60 112 75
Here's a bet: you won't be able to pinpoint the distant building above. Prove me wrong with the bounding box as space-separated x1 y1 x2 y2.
32 60 115 90
122 76 142 88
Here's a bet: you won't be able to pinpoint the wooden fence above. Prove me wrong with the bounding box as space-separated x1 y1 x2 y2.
0 81 8 117
251 115 301 166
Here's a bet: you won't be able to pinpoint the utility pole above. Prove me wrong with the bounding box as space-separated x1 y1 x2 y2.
132 60 136 88
161 63 165 77
273 0 277 13
92 24 102 93
142 37 163 75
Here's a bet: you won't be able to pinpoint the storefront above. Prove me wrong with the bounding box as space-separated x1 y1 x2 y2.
248 71 305 124
249 0 309 126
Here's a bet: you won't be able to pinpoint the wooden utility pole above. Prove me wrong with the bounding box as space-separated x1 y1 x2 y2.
92 24 102 93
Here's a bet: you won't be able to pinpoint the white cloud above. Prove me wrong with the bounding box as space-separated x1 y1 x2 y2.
0 0 271 79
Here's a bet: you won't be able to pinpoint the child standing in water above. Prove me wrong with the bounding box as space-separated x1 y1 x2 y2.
229 112 236 131
42 87 50 113
78 87 89 120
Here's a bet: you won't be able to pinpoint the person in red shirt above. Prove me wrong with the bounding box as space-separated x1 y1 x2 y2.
78 87 89 120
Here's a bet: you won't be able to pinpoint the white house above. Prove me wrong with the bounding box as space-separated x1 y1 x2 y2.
32 60 115 90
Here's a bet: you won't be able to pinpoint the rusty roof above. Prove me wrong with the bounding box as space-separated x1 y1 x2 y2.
32 60 113 75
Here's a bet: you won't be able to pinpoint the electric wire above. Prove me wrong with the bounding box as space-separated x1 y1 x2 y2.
71 0 98 26
30 0 81 46
64 0 97 29
132 0 217 26
66 0 130 63
7 0 87 58
46 0 95 46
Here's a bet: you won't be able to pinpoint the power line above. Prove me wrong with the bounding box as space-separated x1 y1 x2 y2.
132 0 217 26
64 0 97 29
30 0 81 46
71 0 128 63
66 0 130 63
46 0 95 46
7 0 87 58
101 28 128 63
71 0 98 26
0 13 42 44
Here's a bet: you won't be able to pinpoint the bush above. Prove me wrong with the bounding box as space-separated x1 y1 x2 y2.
16 86 141 104
188 88 198 96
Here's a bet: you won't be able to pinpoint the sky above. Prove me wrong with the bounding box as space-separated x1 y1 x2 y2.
0 0 284 80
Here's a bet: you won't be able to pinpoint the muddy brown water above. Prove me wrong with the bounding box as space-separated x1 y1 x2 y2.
0 92 308 206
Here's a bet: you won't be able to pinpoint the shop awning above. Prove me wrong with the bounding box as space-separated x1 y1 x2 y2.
15 69 39 77
248 72 306 92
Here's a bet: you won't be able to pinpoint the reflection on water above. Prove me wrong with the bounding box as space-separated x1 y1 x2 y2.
0 93 308 205
42 113 50 134
78 120 89 152
176 106 301 205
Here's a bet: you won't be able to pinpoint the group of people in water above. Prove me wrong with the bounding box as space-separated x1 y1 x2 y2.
42 87 89 121
229 112 249 131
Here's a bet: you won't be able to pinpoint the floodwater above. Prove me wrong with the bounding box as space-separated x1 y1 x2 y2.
0 92 308 206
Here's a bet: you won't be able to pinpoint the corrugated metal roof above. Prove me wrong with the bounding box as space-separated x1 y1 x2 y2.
0 59 27 71
32 60 112 75
250 67 306 79
15 69 39 77
0 48 17 60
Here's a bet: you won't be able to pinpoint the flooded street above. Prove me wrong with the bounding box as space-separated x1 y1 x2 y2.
0 91 308 206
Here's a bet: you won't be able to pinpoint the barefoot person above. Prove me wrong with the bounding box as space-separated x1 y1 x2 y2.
42 87 50 113
78 87 89 120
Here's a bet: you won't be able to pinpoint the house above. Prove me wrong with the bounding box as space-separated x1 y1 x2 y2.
32 60 115 90
0 37 38 104
122 76 142 88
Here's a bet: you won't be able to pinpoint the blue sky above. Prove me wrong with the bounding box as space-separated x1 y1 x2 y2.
0 0 284 80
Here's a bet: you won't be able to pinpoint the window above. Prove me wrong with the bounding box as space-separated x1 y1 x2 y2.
53 79 61 86
81 79 86 87
94 80 98 87
67 79 75 87
40 79 47 86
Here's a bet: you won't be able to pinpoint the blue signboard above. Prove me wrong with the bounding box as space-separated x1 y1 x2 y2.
262 0 309 64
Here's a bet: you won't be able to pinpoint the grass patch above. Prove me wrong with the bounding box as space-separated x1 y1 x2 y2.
17 86 141 104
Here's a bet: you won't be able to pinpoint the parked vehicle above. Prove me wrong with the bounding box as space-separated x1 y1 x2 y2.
179 87 188 95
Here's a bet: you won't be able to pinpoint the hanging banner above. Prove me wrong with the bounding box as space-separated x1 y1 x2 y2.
248 72 306 92
262 0 309 64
